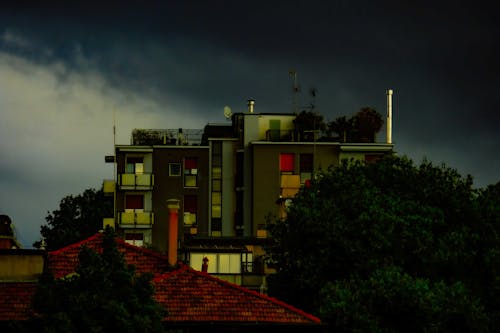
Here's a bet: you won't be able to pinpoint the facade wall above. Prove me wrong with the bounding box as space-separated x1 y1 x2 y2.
152 147 209 252
251 143 341 235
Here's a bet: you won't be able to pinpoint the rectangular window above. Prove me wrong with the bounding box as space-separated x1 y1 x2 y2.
299 153 313 184
212 179 221 192
184 158 198 187
125 232 144 246
280 153 295 173
126 157 144 174
169 163 181 176
125 194 144 210
365 154 382 164
183 195 197 225
190 253 241 274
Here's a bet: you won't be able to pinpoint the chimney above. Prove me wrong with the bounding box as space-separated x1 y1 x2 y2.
247 99 255 113
166 199 180 266
386 89 393 144
202 257 209 273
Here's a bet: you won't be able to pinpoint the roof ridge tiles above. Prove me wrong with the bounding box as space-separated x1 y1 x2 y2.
48 232 103 255
154 263 321 324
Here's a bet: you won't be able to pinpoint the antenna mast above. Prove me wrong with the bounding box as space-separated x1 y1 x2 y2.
289 70 299 114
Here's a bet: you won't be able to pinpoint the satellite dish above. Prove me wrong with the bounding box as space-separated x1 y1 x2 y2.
223 105 232 119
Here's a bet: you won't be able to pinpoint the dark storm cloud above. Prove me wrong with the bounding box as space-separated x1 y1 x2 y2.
0 1 498 246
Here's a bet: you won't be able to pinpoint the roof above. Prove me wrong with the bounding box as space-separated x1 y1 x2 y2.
1 232 320 327
0 282 36 321
48 232 171 278
154 264 320 325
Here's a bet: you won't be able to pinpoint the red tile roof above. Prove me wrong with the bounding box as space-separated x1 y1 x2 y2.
48 232 171 278
1 232 320 327
154 264 321 324
0 282 36 321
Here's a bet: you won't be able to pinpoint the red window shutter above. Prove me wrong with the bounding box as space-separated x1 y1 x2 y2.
280 153 295 172
125 195 144 209
185 158 197 169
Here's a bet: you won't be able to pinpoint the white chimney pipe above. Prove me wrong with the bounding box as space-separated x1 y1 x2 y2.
386 89 393 144
247 99 255 113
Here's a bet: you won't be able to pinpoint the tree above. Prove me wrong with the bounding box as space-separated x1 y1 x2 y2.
267 156 498 331
29 227 165 333
293 110 326 141
327 116 353 143
34 188 112 251
351 107 383 142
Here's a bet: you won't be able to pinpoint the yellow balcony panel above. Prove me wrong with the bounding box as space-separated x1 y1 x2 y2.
120 174 136 186
103 218 115 229
102 180 115 194
136 212 154 225
281 174 300 188
119 211 154 227
136 174 154 186
118 173 154 189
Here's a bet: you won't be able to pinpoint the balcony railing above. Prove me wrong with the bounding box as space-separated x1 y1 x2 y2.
117 173 154 190
102 180 115 194
118 210 154 227
265 129 294 142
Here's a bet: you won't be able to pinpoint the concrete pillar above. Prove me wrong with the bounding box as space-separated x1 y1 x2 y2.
167 199 180 266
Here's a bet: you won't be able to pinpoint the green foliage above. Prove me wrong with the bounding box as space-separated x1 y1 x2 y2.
327 107 383 143
132 129 165 145
34 188 112 251
30 227 165 333
321 266 488 332
267 156 499 331
293 110 326 141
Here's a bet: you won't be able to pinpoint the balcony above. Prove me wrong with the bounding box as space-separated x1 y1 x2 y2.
103 218 115 229
265 129 294 142
102 180 115 195
117 173 154 190
118 210 154 228
280 174 300 198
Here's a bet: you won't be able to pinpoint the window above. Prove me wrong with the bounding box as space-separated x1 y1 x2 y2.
299 153 313 184
190 253 241 274
365 154 382 164
125 232 144 247
125 194 144 210
183 195 197 226
169 163 181 176
184 158 198 187
280 153 295 173
126 157 144 174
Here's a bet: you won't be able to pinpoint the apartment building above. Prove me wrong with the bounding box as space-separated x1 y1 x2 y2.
103 94 394 289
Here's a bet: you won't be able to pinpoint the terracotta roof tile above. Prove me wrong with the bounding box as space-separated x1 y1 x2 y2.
154 264 321 324
48 232 171 278
0 282 36 321
1 233 320 326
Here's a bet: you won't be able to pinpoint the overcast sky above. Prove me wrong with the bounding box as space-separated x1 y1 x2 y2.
1 1 498 247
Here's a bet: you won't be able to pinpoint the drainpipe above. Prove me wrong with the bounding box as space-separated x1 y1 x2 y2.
167 199 180 266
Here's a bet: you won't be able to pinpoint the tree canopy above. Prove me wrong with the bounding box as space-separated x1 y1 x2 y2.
34 188 112 251
327 107 383 143
29 227 165 333
267 156 499 331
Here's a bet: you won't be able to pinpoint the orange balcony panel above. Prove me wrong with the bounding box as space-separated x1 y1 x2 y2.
281 187 299 198
280 174 300 188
